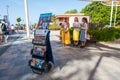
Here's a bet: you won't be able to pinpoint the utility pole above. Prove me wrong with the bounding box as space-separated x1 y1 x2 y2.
6 5 9 20
110 1 114 27
24 0 30 38
114 1 118 27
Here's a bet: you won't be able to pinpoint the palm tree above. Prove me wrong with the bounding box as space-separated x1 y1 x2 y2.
16 17 22 29
16 17 21 23
51 14 57 24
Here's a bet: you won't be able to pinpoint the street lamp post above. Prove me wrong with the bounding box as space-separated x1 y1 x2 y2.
110 1 114 27
24 0 30 38
101 0 120 27
6 5 9 19
114 1 118 27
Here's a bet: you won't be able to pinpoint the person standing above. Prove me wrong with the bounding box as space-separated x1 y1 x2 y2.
15 24 19 33
11 24 15 34
0 21 2 44
80 17 88 48
73 17 81 46
60 19 71 46
1 19 9 43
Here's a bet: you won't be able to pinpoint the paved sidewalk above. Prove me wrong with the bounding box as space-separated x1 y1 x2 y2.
0 31 120 80
0 32 23 56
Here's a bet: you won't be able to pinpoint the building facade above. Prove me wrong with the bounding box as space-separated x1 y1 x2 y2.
56 14 90 27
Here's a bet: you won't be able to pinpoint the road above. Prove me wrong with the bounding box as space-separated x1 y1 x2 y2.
0 30 120 80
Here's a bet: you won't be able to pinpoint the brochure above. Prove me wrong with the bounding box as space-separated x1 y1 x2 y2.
33 45 46 56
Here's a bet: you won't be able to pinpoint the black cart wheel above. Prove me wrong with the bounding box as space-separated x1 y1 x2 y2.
32 69 43 75
44 61 53 72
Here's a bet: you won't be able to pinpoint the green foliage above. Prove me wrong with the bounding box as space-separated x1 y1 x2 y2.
81 2 120 25
16 17 22 23
69 27 74 38
114 27 120 39
65 9 78 14
33 23 38 28
88 27 120 42
49 23 61 30
51 14 57 22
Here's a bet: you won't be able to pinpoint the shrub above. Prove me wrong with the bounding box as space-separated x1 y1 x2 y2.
88 27 120 42
69 27 74 38
49 23 61 30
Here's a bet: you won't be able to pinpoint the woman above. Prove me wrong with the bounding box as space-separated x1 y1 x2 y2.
80 17 88 48
60 19 71 46
73 17 81 46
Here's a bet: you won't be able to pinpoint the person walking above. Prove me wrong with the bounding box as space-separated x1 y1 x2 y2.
0 21 2 44
1 19 9 44
15 24 19 34
11 24 15 34
80 17 88 48
60 19 71 47
73 17 81 46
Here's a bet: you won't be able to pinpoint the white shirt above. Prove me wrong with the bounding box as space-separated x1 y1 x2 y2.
81 23 88 30
11 25 14 29
73 22 81 30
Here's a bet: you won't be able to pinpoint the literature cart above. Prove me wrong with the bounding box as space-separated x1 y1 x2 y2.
29 29 54 74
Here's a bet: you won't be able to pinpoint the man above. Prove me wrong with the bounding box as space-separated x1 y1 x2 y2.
1 19 9 43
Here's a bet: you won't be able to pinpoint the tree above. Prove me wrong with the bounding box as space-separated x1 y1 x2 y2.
16 17 22 23
51 14 57 23
16 17 22 29
33 22 38 28
65 9 78 14
81 2 120 25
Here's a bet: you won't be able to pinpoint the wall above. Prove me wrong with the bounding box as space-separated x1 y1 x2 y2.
69 16 90 27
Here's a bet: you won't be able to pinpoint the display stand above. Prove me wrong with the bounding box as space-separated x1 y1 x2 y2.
29 29 54 74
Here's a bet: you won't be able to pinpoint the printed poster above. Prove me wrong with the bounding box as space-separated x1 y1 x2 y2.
38 13 52 29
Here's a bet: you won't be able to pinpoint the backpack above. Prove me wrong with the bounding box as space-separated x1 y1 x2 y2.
1 23 7 31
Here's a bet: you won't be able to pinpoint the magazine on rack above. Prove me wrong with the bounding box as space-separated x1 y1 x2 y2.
35 29 49 36
33 45 46 56
34 35 46 44
33 29 49 44
31 58 45 68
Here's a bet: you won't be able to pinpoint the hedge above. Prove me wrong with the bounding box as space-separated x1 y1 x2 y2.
59 25 120 42
49 24 61 30
87 27 120 42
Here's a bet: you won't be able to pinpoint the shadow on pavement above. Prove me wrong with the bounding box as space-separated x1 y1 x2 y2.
96 42 120 51
88 55 103 80
0 39 120 80
49 40 120 80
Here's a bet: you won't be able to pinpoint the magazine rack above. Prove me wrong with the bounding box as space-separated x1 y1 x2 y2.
29 29 54 74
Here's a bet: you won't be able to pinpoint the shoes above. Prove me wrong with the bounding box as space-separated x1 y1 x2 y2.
80 46 85 48
5 41 8 44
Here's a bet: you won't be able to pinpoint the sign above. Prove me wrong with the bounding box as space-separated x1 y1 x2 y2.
38 13 52 29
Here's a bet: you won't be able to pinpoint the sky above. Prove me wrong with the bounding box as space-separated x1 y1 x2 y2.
0 0 90 25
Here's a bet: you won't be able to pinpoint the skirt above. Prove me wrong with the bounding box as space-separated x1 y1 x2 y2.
73 30 80 41
2 31 9 35
80 29 86 42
